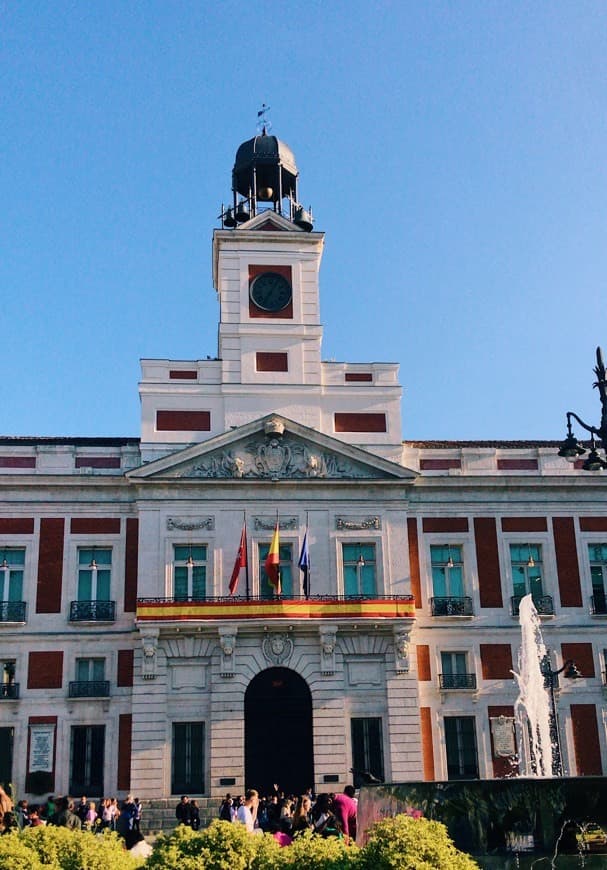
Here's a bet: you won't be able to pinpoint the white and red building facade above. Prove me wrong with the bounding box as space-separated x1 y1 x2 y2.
0 132 606 802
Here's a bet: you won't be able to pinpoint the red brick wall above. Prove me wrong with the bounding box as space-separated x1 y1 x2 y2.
156 411 211 431
169 370 197 379
407 518 422 608
256 352 288 372
117 714 132 790
334 413 387 432
474 517 503 608
497 459 538 470
579 517 607 531
480 644 513 679
571 704 603 775
488 705 516 778
345 372 372 382
553 517 582 607
74 457 121 469
420 707 435 781
419 459 462 470
0 518 34 534
124 518 139 612
36 518 64 613
561 643 595 677
422 517 469 533
417 645 432 681
117 650 134 687
70 518 121 534
501 517 548 532
0 456 36 468
28 651 63 689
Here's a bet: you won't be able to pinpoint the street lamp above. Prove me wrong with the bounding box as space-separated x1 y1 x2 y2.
540 654 581 776
558 347 607 470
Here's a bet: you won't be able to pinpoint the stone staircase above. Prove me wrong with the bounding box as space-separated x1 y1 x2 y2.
140 798 222 836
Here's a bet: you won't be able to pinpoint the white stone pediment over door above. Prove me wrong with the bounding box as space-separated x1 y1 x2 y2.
127 414 416 481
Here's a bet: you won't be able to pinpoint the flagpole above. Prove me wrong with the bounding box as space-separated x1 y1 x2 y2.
306 510 310 598
244 510 250 601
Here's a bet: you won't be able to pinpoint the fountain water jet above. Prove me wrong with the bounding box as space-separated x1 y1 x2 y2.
512 593 555 777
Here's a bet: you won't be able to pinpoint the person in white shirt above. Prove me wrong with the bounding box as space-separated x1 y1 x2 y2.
236 789 261 834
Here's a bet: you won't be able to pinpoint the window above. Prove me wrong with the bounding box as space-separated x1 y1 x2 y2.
258 543 293 597
589 544 607 614
431 545 464 597
1 660 17 699
78 548 111 601
440 652 475 690
172 722 205 794
173 546 207 600
444 716 479 779
70 725 105 796
510 544 543 600
0 548 24 602
351 717 384 788
342 543 377 596
76 658 105 682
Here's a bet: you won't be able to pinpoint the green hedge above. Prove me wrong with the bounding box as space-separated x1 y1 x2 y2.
0 826 144 870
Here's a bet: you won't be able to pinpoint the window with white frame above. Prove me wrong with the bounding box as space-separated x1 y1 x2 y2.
258 542 293 597
444 716 479 779
173 545 207 600
440 651 475 690
430 545 464 597
75 658 105 683
510 544 543 600
77 548 111 602
0 548 25 602
342 543 377 596
588 544 607 613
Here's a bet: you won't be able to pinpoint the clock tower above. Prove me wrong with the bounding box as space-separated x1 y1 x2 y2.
139 126 403 462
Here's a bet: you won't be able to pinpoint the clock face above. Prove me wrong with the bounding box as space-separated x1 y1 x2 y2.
249 271 292 312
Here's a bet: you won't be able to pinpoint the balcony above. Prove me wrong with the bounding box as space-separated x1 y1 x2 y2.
439 673 477 691
430 596 473 617
0 601 27 623
591 593 607 615
136 594 416 625
69 600 116 622
511 595 554 617
68 680 110 698
0 683 19 700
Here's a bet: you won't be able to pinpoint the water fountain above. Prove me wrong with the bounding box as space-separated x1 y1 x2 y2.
512 593 554 777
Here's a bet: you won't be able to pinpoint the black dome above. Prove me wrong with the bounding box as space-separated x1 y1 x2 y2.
234 133 298 177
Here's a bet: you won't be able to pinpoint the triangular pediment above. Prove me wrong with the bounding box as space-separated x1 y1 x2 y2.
239 211 304 233
128 415 416 482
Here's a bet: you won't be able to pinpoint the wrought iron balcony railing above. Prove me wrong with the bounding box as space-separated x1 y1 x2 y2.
591 593 607 615
430 596 473 617
0 683 19 699
439 673 477 691
69 600 116 622
0 601 27 623
137 594 416 623
511 595 554 617
68 680 110 698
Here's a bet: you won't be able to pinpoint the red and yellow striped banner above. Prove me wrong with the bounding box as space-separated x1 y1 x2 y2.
136 597 415 622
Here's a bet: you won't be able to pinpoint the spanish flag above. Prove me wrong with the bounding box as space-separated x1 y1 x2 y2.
229 523 247 596
264 520 281 595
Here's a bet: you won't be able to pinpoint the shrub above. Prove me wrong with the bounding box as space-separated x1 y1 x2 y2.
358 813 479 870
21 825 144 870
0 830 46 870
147 820 283 870
279 829 358 869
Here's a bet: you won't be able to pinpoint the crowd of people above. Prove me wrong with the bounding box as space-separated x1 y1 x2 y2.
176 784 358 846
0 785 144 849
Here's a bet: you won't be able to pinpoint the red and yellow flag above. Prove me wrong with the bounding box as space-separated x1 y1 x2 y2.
264 520 281 594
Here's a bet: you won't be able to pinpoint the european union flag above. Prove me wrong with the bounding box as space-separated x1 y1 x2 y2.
298 531 310 598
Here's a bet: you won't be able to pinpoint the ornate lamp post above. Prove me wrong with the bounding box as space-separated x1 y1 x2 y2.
558 347 607 470
540 654 581 776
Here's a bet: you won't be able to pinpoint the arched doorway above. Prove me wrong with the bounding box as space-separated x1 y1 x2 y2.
245 667 314 795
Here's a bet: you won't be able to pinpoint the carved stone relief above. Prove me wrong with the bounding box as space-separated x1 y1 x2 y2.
218 627 237 678
336 516 381 531
319 624 337 675
262 632 293 666
140 629 159 680
253 516 297 531
167 517 215 531
393 625 411 673
176 434 384 480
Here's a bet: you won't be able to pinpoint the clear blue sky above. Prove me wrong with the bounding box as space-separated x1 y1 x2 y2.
2 2 606 441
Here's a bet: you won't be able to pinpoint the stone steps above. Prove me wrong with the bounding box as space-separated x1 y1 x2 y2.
139 798 222 835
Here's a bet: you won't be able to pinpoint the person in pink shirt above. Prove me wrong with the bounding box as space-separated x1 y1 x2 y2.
331 785 357 843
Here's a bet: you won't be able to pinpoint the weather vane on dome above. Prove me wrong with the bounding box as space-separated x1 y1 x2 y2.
256 103 272 135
